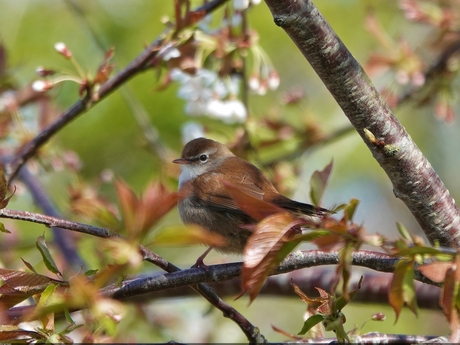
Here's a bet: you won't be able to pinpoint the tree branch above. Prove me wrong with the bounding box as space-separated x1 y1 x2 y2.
263 0 460 248
116 266 441 310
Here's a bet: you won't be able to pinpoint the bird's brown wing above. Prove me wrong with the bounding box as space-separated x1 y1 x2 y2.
191 158 268 215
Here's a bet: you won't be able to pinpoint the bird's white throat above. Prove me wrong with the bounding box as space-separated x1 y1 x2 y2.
178 165 204 188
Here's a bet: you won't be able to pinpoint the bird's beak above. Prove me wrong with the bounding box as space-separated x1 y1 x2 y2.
172 158 190 165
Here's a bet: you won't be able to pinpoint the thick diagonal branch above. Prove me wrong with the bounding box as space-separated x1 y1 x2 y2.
264 0 460 248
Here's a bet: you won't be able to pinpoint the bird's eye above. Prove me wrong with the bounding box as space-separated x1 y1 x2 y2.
199 154 208 162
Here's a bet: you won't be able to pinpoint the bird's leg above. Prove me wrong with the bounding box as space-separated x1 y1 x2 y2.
192 247 213 268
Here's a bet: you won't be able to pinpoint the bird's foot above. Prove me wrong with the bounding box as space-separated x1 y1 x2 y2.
191 247 213 269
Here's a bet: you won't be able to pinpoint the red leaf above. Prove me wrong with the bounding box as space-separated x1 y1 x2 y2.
442 266 456 323
114 178 139 232
139 181 178 233
94 47 115 84
241 213 300 302
309 160 333 206
417 262 453 283
388 260 417 322
0 269 64 309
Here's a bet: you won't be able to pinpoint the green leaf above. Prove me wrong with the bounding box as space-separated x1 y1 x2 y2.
21 258 38 274
396 246 445 257
309 160 333 206
0 222 10 233
84 269 99 277
291 229 332 242
64 308 75 325
335 276 363 311
344 199 359 220
37 283 58 309
36 236 61 276
36 283 59 332
396 222 411 240
298 314 325 335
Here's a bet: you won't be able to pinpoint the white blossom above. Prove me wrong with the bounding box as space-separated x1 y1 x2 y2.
233 0 250 10
226 99 247 123
213 79 229 99
54 42 71 58
268 71 280 90
170 68 189 82
32 80 54 92
184 100 207 116
248 74 260 91
162 47 181 61
206 98 230 119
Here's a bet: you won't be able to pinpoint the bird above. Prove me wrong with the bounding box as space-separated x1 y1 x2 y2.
173 137 327 258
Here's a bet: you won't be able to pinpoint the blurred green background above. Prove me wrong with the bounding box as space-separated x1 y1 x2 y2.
0 0 453 342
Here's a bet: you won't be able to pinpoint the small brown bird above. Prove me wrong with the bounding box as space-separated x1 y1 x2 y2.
173 137 326 255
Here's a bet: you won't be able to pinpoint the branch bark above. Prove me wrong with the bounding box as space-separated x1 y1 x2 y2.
263 0 460 248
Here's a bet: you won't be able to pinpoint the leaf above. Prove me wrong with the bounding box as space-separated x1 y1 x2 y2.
0 268 64 308
395 246 444 257
337 245 354 300
396 222 411 240
241 213 301 302
222 180 285 221
344 198 359 221
115 178 139 232
94 47 115 84
417 261 453 283
139 181 178 233
439 256 460 342
335 275 363 311
441 265 456 322
292 229 333 242
0 222 10 233
36 236 61 276
0 326 44 342
84 269 99 277
311 231 344 252
0 165 6 203
64 307 75 324
309 160 333 206
298 314 325 335
21 258 38 274
388 260 418 322
150 225 226 247
291 281 328 310
115 179 178 238
36 283 58 331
